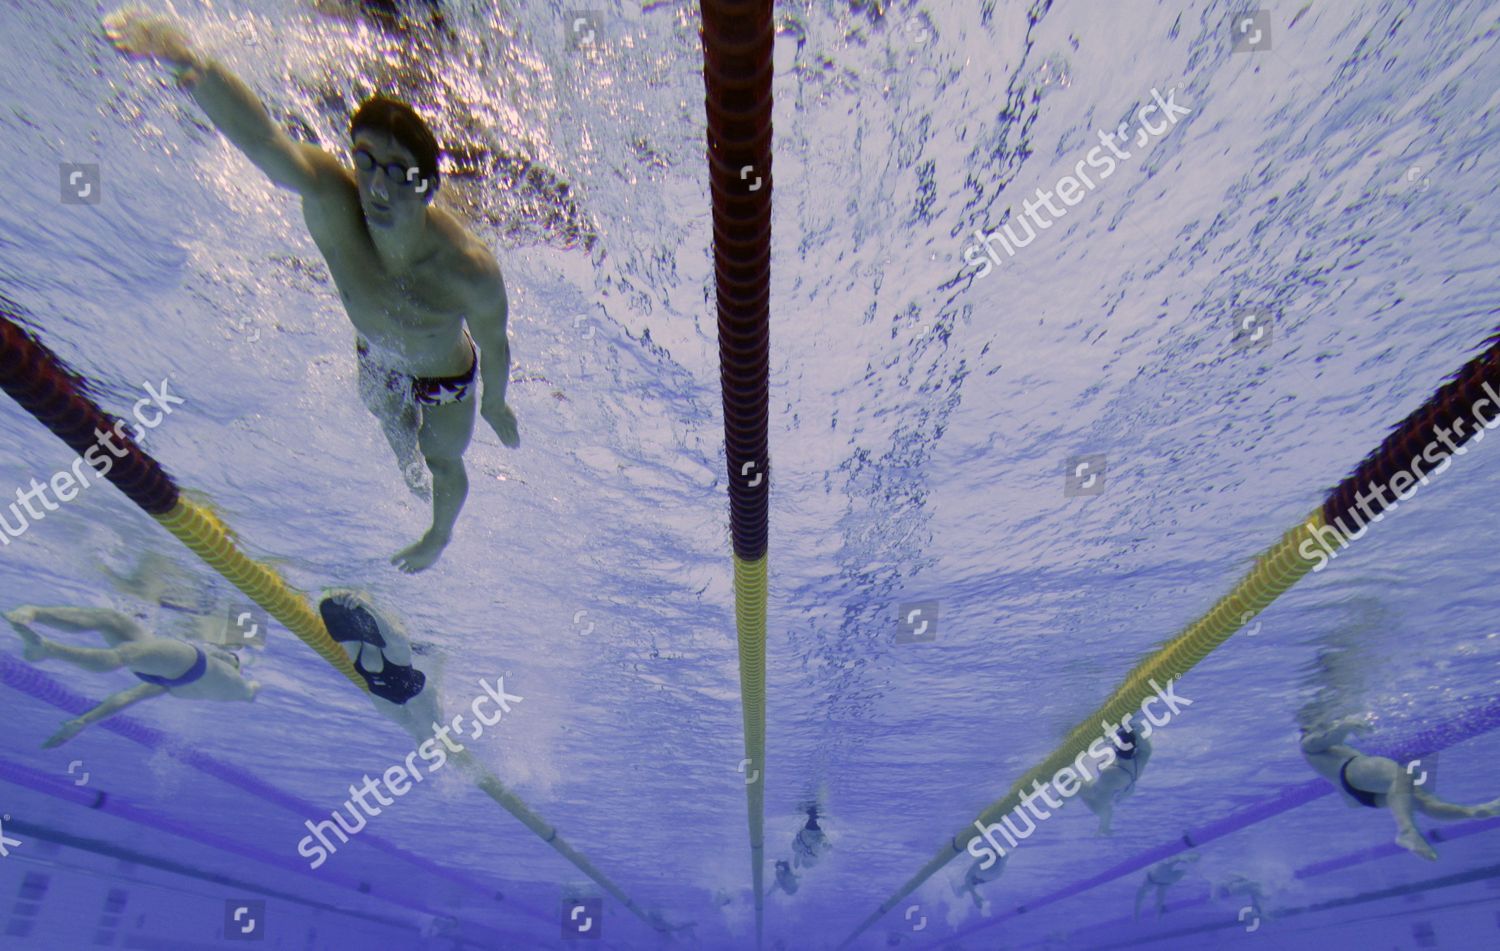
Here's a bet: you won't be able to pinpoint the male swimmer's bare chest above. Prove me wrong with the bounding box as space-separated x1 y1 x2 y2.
304 202 470 373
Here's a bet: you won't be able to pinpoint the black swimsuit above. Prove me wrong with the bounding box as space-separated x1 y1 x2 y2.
319 597 427 705
357 330 478 407
1339 757 1382 808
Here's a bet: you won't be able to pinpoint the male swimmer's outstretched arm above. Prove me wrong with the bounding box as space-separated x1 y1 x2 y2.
1300 715 1371 755
43 683 166 748
104 8 345 199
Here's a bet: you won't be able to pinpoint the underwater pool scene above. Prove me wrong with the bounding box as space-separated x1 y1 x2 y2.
3 0 1500 948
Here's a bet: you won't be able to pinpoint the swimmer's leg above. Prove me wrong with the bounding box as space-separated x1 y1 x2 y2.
1349 757 1437 860
1080 785 1114 835
1413 787 1500 820
10 606 151 646
26 640 133 673
1133 879 1150 920
392 394 475 574
358 351 430 502
5 608 52 661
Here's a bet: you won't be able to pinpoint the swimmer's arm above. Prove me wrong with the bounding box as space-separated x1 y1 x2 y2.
103 8 336 195
1299 717 1371 753
42 683 166 748
466 264 521 448
177 61 337 194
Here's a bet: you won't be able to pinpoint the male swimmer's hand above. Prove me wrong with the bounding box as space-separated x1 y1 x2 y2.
483 402 521 449
42 719 85 749
103 6 199 73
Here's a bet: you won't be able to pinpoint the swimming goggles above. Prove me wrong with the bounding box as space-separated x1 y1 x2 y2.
352 148 430 191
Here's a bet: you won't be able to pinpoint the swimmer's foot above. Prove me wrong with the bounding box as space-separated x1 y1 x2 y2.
1396 828 1438 861
392 530 450 574
5 608 50 661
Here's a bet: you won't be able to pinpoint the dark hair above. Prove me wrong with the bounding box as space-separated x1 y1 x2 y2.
349 96 441 191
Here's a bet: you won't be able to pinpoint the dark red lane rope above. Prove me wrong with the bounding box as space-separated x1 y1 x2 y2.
0 297 179 515
1322 325 1500 530
702 0 773 563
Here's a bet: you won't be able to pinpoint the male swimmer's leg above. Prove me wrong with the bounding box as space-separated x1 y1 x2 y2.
1413 788 1500 820
1079 782 1113 833
1094 796 1115 835
7 607 149 660
1349 758 1437 860
392 394 475 574
23 607 151 645
27 641 132 673
358 352 429 501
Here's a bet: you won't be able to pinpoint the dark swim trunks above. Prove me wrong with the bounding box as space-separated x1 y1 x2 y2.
1340 757 1382 808
357 330 477 406
134 644 207 689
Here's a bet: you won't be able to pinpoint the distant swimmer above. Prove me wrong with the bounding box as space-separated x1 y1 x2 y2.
1300 716 1500 861
791 806 832 870
104 7 521 574
954 853 1007 909
5 605 258 747
1133 853 1199 919
1078 721 1152 835
1212 873 1267 923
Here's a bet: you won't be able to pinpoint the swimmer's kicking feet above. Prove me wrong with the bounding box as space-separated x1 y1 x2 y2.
104 7 521 574
5 605 259 747
1301 716 1500 861
954 853 1007 910
773 860 799 896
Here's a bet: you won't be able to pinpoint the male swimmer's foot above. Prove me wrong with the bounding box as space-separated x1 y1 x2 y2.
392 530 450 574
5 608 49 661
1396 829 1437 861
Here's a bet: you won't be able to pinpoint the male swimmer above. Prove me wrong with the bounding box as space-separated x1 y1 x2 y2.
1133 853 1199 919
104 7 520 573
1079 722 1152 835
1300 716 1500 861
5 605 259 747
